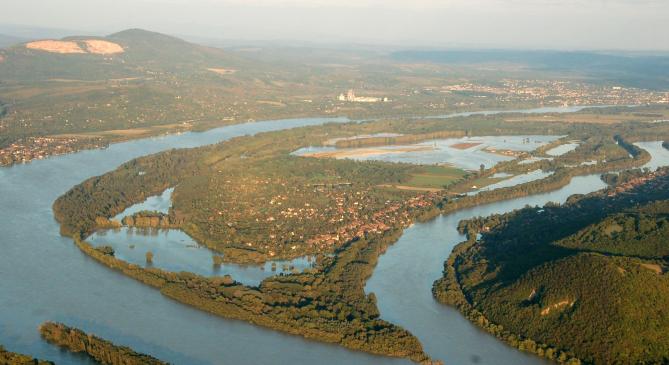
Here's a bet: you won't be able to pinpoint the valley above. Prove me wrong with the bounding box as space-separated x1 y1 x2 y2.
2 20 669 365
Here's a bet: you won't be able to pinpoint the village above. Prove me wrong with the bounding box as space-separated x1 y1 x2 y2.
0 136 106 166
436 79 669 107
606 168 669 197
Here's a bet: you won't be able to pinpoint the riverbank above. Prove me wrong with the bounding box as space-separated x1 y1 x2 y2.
432 167 669 364
58 139 649 364
50 108 660 364
2 103 650 168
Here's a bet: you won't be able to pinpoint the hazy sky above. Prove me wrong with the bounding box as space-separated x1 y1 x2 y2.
2 0 668 50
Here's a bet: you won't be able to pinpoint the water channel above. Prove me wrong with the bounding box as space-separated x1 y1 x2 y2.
1 108 661 364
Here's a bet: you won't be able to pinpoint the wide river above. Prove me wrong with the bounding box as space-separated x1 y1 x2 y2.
1 107 662 365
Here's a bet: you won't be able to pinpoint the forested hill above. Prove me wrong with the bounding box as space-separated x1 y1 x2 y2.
437 168 669 364
392 49 669 90
0 28 250 81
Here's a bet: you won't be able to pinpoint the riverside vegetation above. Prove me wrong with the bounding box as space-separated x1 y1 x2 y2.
39 322 168 365
53 112 669 362
0 322 167 365
434 167 669 364
0 346 52 365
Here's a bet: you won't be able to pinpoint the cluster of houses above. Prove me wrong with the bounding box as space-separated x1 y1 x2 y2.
607 169 669 197
207 174 436 258
438 79 669 106
305 192 434 250
0 136 105 166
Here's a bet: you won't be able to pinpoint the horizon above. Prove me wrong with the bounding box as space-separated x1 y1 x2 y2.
1 0 668 52
3 24 669 56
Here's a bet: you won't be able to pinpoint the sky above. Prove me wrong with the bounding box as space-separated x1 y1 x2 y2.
1 0 668 51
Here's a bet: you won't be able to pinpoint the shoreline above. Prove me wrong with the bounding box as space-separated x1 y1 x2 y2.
59 148 649 363
3 103 643 168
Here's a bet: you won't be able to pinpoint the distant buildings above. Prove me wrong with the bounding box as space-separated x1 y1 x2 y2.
338 89 389 103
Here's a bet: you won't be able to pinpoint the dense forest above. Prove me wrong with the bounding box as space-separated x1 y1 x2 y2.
435 167 669 364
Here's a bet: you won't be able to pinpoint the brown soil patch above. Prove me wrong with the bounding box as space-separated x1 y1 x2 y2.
0 54 4 63
83 40 124 54
540 300 574 316
451 142 482 150
208 68 237 75
26 40 86 54
640 263 663 274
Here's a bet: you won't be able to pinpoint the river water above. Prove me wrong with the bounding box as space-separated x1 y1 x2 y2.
0 109 661 365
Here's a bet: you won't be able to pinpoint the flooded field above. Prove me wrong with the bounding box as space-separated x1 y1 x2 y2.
294 135 560 171
90 189 316 286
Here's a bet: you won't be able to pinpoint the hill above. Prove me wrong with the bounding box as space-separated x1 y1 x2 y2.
392 49 669 90
0 28 247 81
0 33 28 48
0 28 306 154
434 168 669 363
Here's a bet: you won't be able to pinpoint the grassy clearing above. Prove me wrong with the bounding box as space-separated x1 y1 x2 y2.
404 165 467 189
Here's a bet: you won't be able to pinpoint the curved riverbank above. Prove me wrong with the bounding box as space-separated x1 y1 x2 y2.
0 116 412 365
364 142 666 364
0 107 653 365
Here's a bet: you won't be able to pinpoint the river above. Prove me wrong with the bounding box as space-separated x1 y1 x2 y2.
0 108 661 365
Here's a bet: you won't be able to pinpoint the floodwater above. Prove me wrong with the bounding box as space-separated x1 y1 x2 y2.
470 169 554 194
294 135 559 171
0 108 658 365
425 104 632 119
636 141 669 170
546 142 579 157
89 189 316 286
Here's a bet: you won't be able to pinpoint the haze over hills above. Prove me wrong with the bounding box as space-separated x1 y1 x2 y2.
0 34 28 49
0 28 250 81
1 27 668 167
393 50 669 90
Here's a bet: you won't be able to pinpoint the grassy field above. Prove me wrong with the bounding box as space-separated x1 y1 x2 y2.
404 165 467 189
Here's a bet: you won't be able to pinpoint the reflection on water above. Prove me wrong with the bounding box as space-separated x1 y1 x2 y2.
89 227 315 286
0 116 411 365
94 188 316 286
470 170 553 195
366 140 669 365
636 141 669 170
519 156 553 165
294 135 559 171
425 105 628 119
546 142 579 156
113 187 174 221
0 106 655 365
366 174 608 365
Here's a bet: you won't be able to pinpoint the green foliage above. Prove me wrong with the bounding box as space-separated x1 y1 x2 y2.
40 322 167 365
0 345 53 365
437 169 669 364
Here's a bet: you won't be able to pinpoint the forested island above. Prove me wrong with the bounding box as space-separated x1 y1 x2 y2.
52 108 669 363
434 167 669 364
0 322 167 365
0 346 52 365
39 322 168 365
